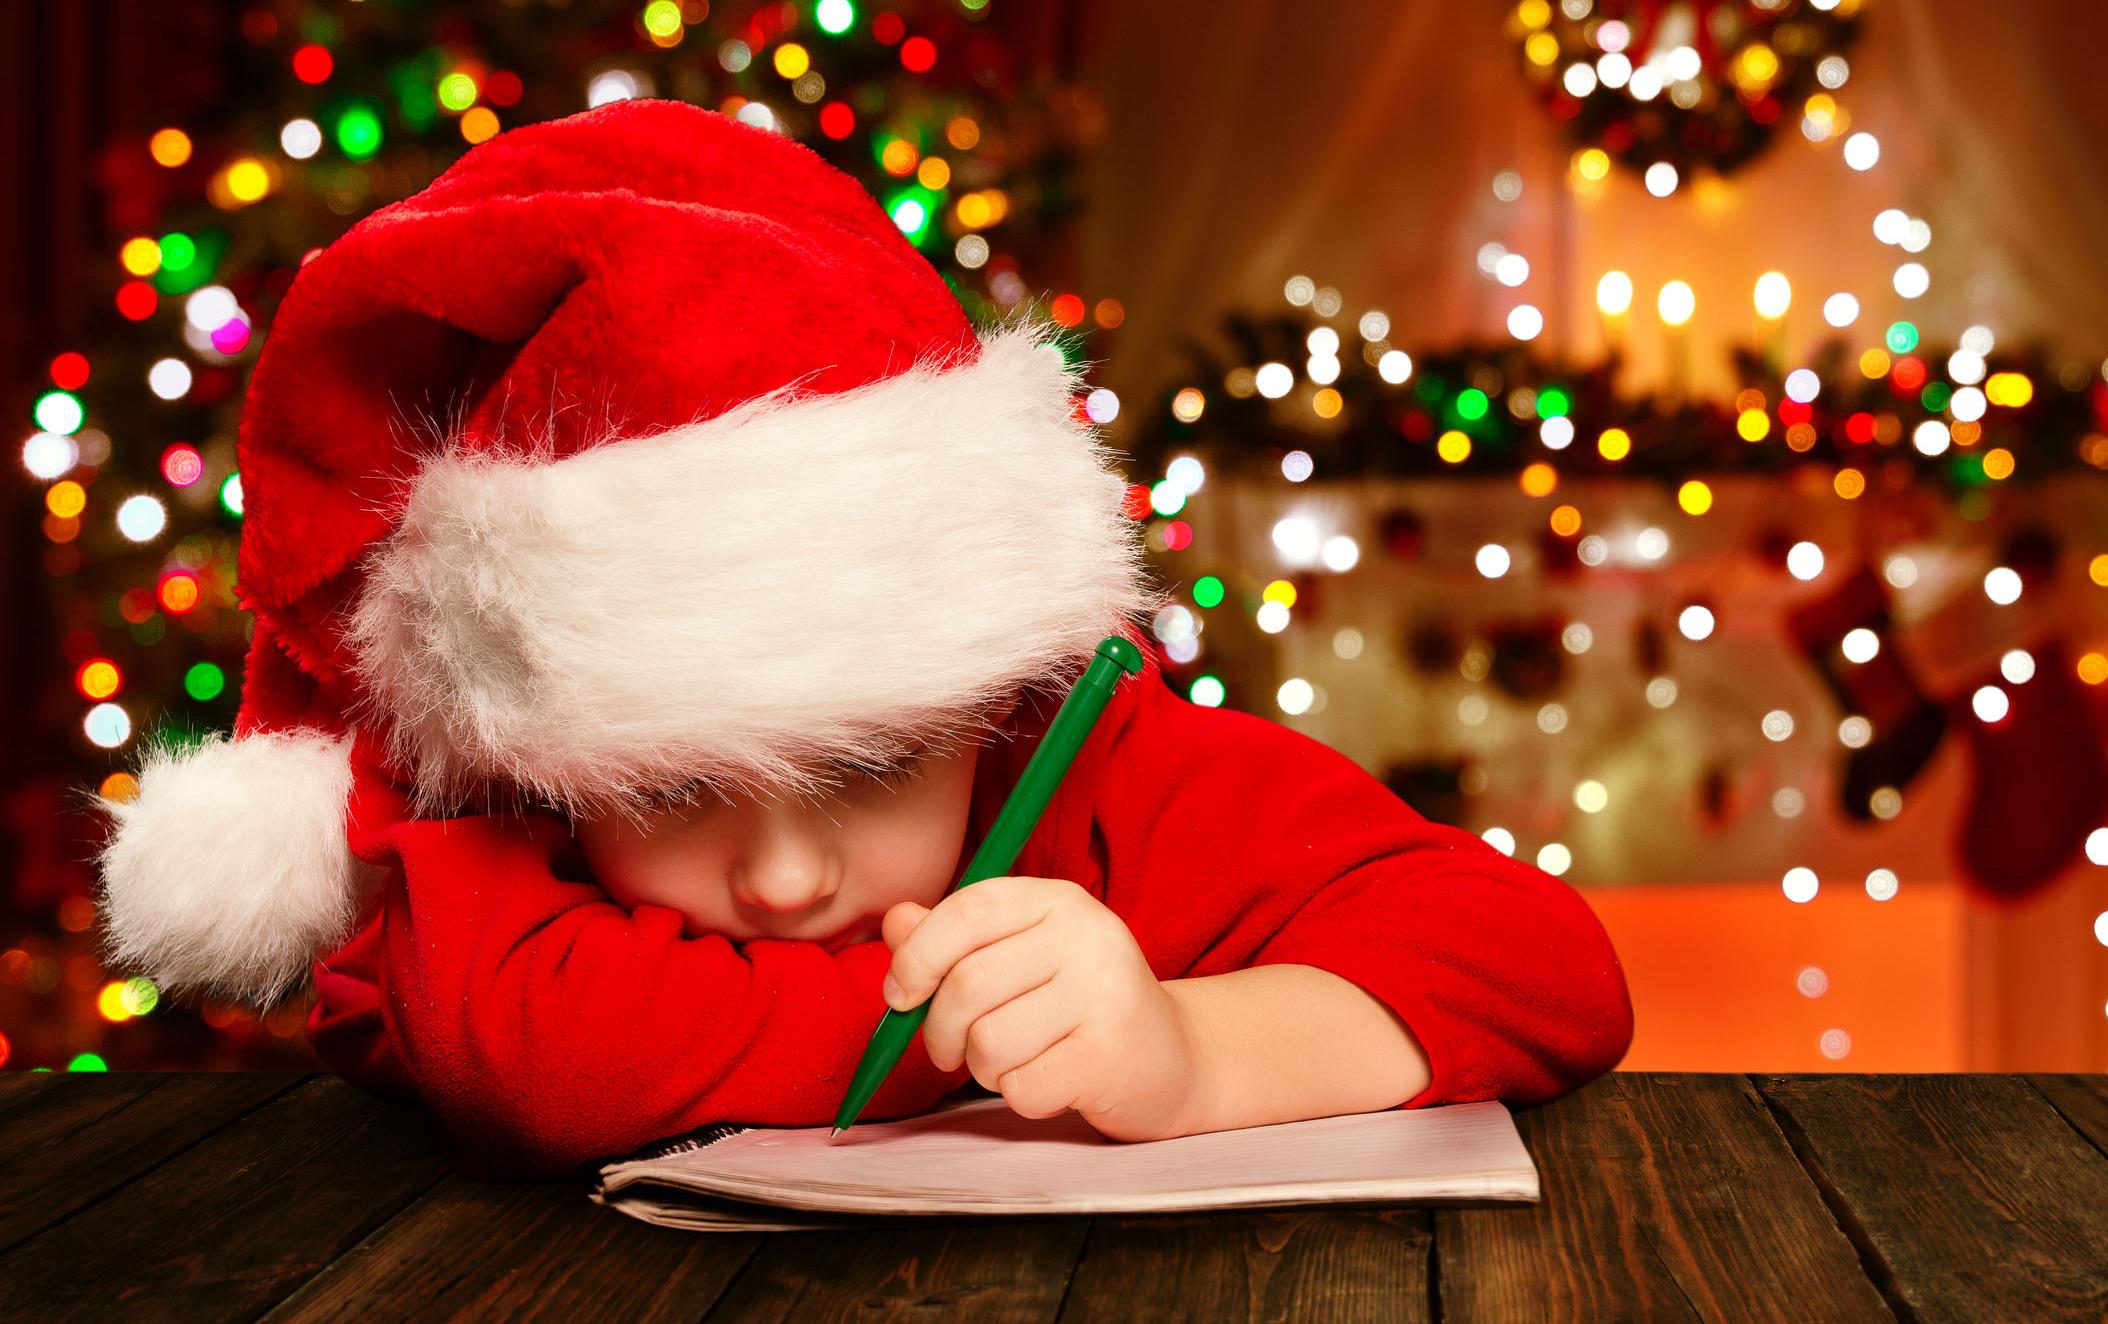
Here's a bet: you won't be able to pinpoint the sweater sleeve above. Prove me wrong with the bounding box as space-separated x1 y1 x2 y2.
1091 683 1633 1111
319 778 972 1179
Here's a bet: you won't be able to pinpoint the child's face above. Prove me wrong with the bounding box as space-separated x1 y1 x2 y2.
571 735 986 951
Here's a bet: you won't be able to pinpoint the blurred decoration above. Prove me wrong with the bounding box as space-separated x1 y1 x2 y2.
1115 10 2108 923
1124 311 2106 493
1511 0 1867 180
7 0 1100 1070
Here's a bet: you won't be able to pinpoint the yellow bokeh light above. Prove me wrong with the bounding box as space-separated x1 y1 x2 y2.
1437 430 1472 463
1171 387 1206 423
955 193 991 228
1737 44 1780 86
880 139 919 176
1525 31 1559 65
225 157 271 203
1520 462 1558 497
461 107 500 144
774 42 810 78
1677 480 1713 515
100 771 140 803
1597 428 1631 461
1517 0 1552 29
1985 372 2034 408
80 660 120 699
2079 652 2108 685
946 116 980 151
120 237 161 277
46 480 87 519
1312 387 1343 418
149 128 193 168
1549 504 1583 536
1785 423 1818 452
1981 447 2015 480
1834 468 1866 500
98 981 133 1022
2089 553 2108 587
1262 579 1298 608
1737 409 1770 442
1951 420 1982 446
1573 148 1611 181
916 157 951 190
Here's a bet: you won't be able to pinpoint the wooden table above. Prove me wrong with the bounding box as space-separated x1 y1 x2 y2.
1 1072 2103 1321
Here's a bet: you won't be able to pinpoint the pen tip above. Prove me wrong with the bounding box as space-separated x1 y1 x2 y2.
829 1127 844 1140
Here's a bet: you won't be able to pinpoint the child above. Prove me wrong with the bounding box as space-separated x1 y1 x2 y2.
93 99 1632 1180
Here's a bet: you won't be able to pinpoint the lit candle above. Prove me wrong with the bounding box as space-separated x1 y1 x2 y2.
1753 271 1791 377
1658 279 1695 404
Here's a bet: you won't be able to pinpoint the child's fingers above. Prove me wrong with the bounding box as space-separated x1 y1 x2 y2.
879 901 929 950
884 877 1055 1009
959 976 1082 1092
918 930 1062 1071
995 1028 1086 1121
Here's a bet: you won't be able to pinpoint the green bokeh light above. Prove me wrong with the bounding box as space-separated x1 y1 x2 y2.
158 232 197 272
336 104 383 160
437 72 478 112
1885 321 1919 354
1536 387 1572 419
184 662 226 702
1193 576 1225 609
1456 389 1489 421
67 1053 108 1072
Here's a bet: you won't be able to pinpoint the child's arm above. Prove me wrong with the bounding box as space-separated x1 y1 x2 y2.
331 776 972 1178
1160 963 1432 1134
1094 686 1634 1113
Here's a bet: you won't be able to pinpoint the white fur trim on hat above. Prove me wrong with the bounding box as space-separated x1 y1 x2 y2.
93 728 369 1008
346 318 1168 820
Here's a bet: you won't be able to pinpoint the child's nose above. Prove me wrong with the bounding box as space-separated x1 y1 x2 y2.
726 832 841 915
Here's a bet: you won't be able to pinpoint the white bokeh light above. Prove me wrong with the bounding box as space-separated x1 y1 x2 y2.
2000 649 2036 684
1842 628 1880 663
1983 566 2022 605
1476 544 1512 579
1843 131 1880 170
1783 867 1820 903
115 494 167 542
1822 292 1860 327
1786 541 1825 581
1678 605 1715 640
1972 685 2010 722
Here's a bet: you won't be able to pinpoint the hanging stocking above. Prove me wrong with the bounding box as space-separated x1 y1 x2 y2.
1954 642 2108 899
1784 567 1947 822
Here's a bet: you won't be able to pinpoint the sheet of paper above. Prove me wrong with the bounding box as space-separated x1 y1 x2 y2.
599 1095 1539 1217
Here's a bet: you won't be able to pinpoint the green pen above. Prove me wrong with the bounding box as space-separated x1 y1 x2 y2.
829 633 1146 1137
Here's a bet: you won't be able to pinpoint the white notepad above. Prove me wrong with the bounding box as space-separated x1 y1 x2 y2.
593 1093 1540 1231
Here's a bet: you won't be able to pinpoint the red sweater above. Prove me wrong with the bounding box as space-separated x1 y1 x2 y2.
308 636 1633 1179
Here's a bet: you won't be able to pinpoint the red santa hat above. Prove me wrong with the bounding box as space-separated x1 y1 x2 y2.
93 98 1164 1007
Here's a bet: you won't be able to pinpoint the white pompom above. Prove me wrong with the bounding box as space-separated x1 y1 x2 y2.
93 728 367 1008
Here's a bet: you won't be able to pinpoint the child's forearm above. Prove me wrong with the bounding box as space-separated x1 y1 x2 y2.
1160 964 1433 1135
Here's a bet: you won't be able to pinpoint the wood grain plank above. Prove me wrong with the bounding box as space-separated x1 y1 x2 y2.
1057 1208 1430 1324
2030 1075 2108 1159
1437 1074 1891 1323
703 1218 1088 1323
264 1174 762 1323
1758 1075 2108 1322
0 1075 449 1320
0 1072 308 1252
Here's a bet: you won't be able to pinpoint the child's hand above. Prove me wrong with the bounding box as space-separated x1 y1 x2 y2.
881 876 1197 1142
